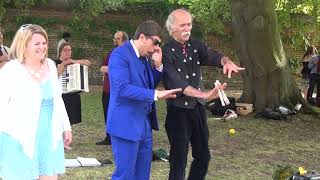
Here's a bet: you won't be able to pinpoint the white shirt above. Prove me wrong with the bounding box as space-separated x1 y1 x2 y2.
130 40 160 101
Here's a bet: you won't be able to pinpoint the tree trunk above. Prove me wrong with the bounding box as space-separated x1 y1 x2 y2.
230 0 311 112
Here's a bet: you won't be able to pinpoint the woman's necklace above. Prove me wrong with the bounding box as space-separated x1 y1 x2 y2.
29 68 43 79
25 63 45 80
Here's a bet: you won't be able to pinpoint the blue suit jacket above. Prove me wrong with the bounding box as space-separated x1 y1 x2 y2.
106 41 162 141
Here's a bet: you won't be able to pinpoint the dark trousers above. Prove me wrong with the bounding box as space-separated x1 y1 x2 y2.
102 91 110 141
307 73 320 101
165 103 210 180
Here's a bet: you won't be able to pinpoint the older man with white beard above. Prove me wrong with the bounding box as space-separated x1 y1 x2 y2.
162 8 244 180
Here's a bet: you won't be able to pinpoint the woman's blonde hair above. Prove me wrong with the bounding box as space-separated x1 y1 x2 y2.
9 24 48 63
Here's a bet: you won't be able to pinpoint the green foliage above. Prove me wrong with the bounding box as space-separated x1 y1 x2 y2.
102 20 136 36
3 0 320 52
191 25 204 40
272 165 295 180
67 16 83 31
66 16 137 46
0 0 5 21
187 0 231 38
6 0 43 9
71 46 86 59
0 0 50 19
276 0 320 52
73 0 125 17
15 15 60 28
0 0 123 21
61 0 126 46
184 0 320 49
123 0 180 24
10 14 137 48
288 57 301 72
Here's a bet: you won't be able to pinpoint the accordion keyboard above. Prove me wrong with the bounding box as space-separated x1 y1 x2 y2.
61 63 89 93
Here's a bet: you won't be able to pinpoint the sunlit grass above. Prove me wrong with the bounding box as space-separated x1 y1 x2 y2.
61 88 320 180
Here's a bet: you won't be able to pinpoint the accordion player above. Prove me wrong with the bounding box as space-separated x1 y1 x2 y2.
60 63 89 93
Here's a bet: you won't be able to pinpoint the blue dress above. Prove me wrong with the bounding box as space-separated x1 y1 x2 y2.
0 80 65 180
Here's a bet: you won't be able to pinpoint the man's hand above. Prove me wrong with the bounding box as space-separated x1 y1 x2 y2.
221 57 245 78
157 88 182 99
203 82 227 101
151 47 162 68
100 65 108 74
63 131 72 150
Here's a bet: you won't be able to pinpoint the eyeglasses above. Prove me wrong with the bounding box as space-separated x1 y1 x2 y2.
18 24 32 32
149 36 161 47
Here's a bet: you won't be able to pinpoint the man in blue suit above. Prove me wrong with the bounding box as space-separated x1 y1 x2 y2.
107 20 182 180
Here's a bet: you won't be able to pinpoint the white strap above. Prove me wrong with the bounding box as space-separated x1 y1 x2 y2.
214 80 230 106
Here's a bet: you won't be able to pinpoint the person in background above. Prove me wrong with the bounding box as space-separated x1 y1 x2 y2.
96 30 129 146
0 24 72 180
0 27 9 67
307 49 320 106
55 42 91 127
107 20 182 180
162 8 244 180
57 31 71 59
301 45 317 99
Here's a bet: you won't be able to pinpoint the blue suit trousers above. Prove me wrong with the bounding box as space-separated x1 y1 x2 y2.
111 119 152 180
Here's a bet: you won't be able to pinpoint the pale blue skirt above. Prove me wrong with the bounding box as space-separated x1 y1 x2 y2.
0 80 65 180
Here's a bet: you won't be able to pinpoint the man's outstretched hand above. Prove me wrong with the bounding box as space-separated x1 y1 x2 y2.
157 88 182 99
221 57 245 78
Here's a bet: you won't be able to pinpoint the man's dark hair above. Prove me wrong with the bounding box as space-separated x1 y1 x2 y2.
62 32 71 39
132 20 161 40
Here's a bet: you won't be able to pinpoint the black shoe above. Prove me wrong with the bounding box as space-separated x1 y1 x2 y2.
100 159 113 165
96 138 111 145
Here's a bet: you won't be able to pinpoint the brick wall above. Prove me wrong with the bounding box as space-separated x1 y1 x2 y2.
204 34 304 90
3 8 144 85
2 8 304 89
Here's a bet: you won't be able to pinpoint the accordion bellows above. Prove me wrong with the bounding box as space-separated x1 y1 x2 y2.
60 63 89 93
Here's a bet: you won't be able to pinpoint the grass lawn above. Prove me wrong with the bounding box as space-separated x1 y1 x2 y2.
61 88 320 180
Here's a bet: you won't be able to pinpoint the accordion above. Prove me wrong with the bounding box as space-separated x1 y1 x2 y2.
60 63 89 93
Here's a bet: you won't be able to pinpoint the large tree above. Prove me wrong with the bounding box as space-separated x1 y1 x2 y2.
187 0 320 48
186 0 320 113
231 0 302 111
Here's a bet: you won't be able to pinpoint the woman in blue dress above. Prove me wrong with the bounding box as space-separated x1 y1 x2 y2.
0 24 72 179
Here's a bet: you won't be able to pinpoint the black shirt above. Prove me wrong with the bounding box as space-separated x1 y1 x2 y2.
162 37 224 109
54 59 62 66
